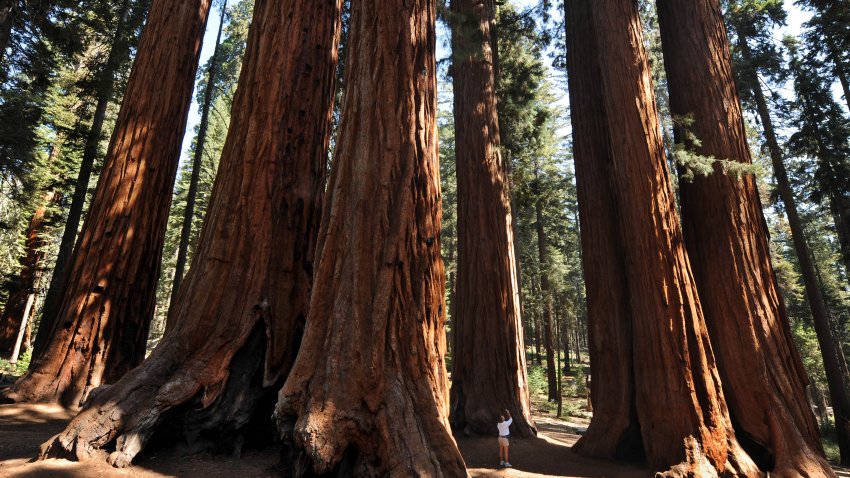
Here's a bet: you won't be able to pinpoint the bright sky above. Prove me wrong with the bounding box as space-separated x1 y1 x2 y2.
177 0 814 170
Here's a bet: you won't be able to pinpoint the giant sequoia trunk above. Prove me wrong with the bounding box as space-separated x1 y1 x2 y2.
166 0 228 331
275 0 467 475
5 0 211 406
448 0 534 438
589 0 758 474
38 0 340 466
0 0 15 68
735 25 850 466
32 0 138 362
564 0 641 460
0 191 59 358
657 1 833 474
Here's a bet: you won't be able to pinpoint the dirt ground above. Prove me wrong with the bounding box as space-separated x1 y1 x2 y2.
0 403 651 478
1 403 848 478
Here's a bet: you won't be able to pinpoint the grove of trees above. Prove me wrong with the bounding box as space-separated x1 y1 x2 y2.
0 0 848 475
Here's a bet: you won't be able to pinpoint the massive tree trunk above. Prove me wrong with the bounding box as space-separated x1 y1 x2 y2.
533 176 558 403
32 0 138 362
0 191 59 358
3 0 212 406
448 0 534 438
589 0 758 474
275 0 467 475
38 0 340 467
657 0 833 474
166 0 228 331
0 0 15 68
565 0 641 460
735 25 850 466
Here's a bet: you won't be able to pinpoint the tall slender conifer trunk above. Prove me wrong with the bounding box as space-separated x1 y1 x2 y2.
276 0 467 475
448 0 534 437
657 1 832 474
39 0 341 466
587 0 758 473
4 0 212 406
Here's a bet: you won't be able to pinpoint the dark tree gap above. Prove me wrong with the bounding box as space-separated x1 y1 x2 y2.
34 0 341 466
448 0 535 438
564 0 641 461
166 0 229 332
656 0 833 474
274 0 466 475
533 158 558 403
0 0 15 67
3 0 212 406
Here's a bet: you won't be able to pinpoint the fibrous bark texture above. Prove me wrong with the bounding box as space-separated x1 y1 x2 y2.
564 0 641 461
0 192 58 358
589 0 758 474
275 0 467 475
33 0 138 361
657 1 833 475
37 0 340 467
735 24 850 466
449 0 534 438
4 0 212 406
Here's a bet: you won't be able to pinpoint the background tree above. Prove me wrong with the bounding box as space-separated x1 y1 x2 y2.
39 0 341 466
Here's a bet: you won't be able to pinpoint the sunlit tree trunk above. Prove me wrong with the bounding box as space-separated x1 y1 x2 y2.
734 22 850 466
589 0 758 474
275 0 467 475
657 0 833 474
565 0 641 460
39 0 340 467
448 0 534 438
4 0 212 406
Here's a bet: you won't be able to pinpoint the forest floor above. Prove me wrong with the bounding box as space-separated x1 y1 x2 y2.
0 386 848 477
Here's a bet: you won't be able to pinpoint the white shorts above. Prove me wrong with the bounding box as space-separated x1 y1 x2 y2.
498 436 509 447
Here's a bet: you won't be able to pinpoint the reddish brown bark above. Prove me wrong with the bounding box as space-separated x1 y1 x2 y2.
589 0 758 474
565 0 641 460
275 0 466 475
448 0 534 438
3 0 213 407
0 191 59 358
38 0 340 467
33 0 138 362
657 1 832 474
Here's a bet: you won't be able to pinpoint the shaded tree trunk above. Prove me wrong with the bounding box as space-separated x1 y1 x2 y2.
825 35 850 113
565 0 641 460
533 166 557 403
448 0 534 438
0 0 15 67
0 191 59 358
4 0 213 407
735 24 850 466
275 0 467 475
166 0 228 331
589 0 759 474
657 0 833 474
38 0 340 467
33 0 142 362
